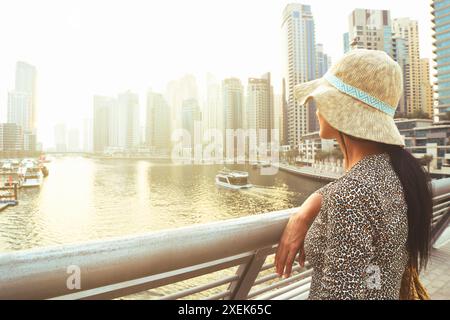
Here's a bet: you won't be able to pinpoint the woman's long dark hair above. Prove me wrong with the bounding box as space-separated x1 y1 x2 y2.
339 132 433 271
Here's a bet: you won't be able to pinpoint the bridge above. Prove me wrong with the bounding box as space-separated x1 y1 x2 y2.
0 178 448 300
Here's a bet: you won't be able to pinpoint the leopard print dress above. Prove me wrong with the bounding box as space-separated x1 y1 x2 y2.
303 152 409 300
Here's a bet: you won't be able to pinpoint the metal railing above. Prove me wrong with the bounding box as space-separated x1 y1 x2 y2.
0 178 449 300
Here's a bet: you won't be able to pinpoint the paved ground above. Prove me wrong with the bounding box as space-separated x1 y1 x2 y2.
420 228 450 300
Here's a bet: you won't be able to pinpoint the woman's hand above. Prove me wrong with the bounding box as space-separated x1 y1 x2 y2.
274 192 322 278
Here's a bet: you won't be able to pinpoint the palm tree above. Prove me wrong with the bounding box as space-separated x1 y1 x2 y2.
314 150 328 162
330 147 344 160
293 149 300 163
440 111 450 121
407 110 430 120
420 154 433 173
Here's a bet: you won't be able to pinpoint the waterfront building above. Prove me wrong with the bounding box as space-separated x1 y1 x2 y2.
247 73 274 145
432 0 450 120
282 3 317 147
165 74 199 131
205 73 223 133
54 123 67 152
316 43 332 78
393 18 423 115
93 96 113 153
347 9 393 54
395 118 450 174
0 123 24 152
420 58 435 118
222 78 244 131
7 61 38 151
146 90 172 151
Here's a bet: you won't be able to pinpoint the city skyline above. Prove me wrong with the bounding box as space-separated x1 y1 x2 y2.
0 0 434 149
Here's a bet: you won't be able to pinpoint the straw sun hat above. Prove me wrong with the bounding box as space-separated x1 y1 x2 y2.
294 49 405 147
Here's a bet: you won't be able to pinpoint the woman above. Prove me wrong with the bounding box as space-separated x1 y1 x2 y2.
274 49 433 300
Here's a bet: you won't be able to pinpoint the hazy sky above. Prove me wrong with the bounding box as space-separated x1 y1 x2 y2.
0 0 434 148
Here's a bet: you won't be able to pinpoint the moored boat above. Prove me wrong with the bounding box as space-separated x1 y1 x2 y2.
19 159 43 187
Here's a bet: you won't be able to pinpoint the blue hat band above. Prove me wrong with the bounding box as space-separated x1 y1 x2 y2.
323 72 396 117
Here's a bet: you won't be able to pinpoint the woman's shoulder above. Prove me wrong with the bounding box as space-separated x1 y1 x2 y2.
321 175 381 211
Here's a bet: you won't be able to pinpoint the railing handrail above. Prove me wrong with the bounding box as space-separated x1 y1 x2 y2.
0 178 449 300
0 206 298 299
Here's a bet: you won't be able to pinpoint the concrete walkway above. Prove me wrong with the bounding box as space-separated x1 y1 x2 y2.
420 228 450 300
276 163 342 182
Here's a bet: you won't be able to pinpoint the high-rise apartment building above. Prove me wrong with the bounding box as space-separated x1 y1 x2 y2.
146 90 172 149
420 58 434 118
347 9 393 54
282 4 317 147
247 73 274 144
116 91 140 150
222 78 244 131
0 123 24 152
181 98 201 149
93 96 113 153
165 74 199 130
7 61 37 151
205 73 223 133
393 18 423 115
316 43 332 78
346 10 428 118
432 0 450 120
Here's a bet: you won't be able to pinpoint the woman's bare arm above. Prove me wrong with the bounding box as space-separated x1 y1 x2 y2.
274 192 323 278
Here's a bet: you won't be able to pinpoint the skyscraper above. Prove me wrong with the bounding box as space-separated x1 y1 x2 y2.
282 4 317 148
181 98 201 149
347 9 393 54
54 123 67 152
222 78 244 131
7 61 37 151
93 96 113 153
343 32 350 53
116 91 140 150
93 91 140 153
247 73 274 144
83 118 93 153
432 0 450 120
205 73 223 132
316 43 332 78
420 58 434 118
146 90 172 150
280 78 288 146
0 124 24 152
165 74 199 130
347 10 427 118
7 92 32 132
393 18 423 115
273 93 282 144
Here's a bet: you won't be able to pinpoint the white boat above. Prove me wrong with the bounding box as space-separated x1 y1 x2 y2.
0 172 23 189
215 168 253 190
252 161 272 169
19 159 43 187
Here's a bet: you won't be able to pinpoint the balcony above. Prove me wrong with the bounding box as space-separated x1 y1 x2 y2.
0 178 449 300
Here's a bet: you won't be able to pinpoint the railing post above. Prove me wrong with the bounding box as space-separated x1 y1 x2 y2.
431 209 450 246
226 249 268 300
